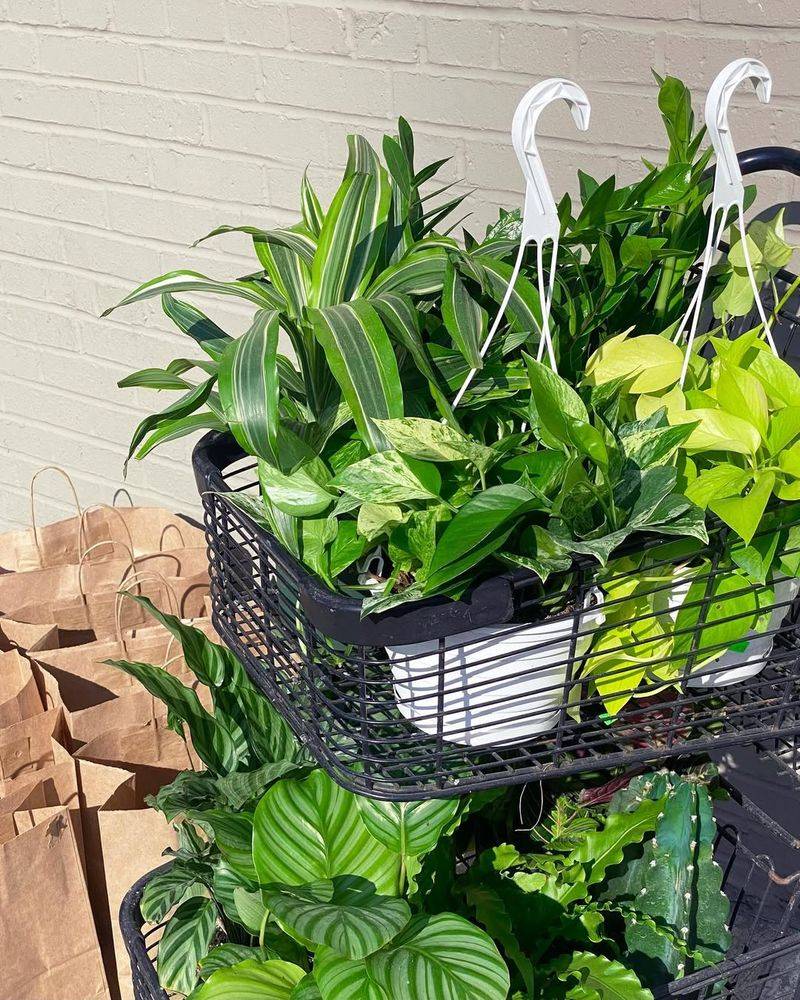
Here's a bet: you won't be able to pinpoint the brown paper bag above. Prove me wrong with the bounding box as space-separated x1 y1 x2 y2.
98 809 177 1000
76 718 199 800
0 649 44 728
0 465 205 573
4 551 210 639
0 618 61 654
0 708 68 785
0 808 112 1000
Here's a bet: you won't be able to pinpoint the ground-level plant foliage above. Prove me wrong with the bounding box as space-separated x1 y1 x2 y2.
110 601 731 999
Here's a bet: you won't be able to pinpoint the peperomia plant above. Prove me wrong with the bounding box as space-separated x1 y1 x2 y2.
109 600 732 999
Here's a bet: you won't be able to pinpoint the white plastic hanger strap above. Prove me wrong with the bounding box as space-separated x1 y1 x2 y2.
452 79 590 409
674 57 777 387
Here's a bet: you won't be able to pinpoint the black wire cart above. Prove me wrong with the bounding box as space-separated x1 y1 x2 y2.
120 773 800 1000
194 148 800 802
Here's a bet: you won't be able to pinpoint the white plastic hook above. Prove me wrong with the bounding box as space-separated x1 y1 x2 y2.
673 58 777 386
452 79 590 409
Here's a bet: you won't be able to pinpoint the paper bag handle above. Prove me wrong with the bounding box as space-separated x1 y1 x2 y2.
29 467 82 553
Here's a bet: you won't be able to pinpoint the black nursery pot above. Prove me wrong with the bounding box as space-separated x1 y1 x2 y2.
192 430 542 647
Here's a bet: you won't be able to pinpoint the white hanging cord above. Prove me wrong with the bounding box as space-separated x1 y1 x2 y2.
452 79 590 410
673 57 777 386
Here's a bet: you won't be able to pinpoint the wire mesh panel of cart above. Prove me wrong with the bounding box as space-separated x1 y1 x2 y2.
194 147 800 801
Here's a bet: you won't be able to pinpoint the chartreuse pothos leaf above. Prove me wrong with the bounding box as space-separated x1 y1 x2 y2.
355 798 461 859
157 896 217 995
366 913 510 1000
262 877 411 959
586 333 683 393
218 309 282 466
102 269 283 315
710 470 775 544
253 770 401 896
309 300 403 452
194 959 306 999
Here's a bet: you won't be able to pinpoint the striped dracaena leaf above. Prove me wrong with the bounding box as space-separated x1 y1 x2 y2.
301 169 325 237
471 255 542 336
102 269 284 315
253 770 401 897
218 309 282 466
124 376 216 469
254 236 312 319
135 411 226 461
157 896 217 995
193 225 316 265
371 292 456 424
118 360 195 391
162 293 233 361
442 259 487 370
355 798 460 859
262 877 411 960
366 913 510 1000
194 959 306 1000
308 300 403 452
366 246 448 299
310 164 390 307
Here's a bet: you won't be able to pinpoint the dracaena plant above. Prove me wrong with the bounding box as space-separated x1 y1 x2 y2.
109 598 730 999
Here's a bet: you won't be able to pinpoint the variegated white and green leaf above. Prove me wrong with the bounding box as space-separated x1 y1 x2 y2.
103 269 284 315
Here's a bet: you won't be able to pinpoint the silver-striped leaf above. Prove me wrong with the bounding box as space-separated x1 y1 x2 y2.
262 876 411 960
163 293 233 361
301 169 325 237
366 913 510 1000
313 948 388 1000
355 798 461 859
157 896 217 995
308 300 403 453
253 770 401 896
218 309 281 466
102 269 284 315
366 246 448 298
442 260 486 369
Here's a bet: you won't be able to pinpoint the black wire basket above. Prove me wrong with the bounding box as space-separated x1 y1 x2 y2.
120 774 800 1000
194 147 800 801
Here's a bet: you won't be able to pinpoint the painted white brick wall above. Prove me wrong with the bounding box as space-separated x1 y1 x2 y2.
1 0 798 530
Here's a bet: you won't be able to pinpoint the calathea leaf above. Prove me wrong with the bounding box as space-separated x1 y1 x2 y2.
366 913 510 1000
193 959 306 999
331 450 441 504
262 876 411 959
355 797 461 859
157 896 217 995
253 770 401 896
102 269 284 315
162 293 233 361
214 760 308 811
104 658 237 775
291 973 323 999
442 259 487 369
199 945 271 981
313 947 388 1000
218 309 282 467
141 861 210 923
308 300 403 453
188 809 258 883
147 771 218 821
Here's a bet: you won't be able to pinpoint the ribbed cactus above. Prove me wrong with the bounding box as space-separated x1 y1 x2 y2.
602 769 731 986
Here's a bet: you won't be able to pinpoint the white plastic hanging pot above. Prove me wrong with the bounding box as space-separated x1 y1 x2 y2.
657 573 799 689
385 587 605 747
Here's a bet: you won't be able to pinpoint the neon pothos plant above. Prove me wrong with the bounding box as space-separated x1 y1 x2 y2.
110 598 730 999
